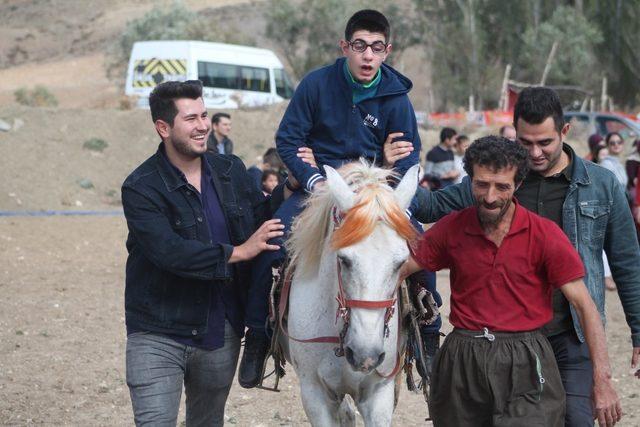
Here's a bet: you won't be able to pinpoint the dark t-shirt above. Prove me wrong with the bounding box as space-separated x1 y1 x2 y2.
516 148 574 336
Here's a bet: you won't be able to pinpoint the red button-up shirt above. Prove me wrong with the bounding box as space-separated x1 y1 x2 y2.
414 201 585 332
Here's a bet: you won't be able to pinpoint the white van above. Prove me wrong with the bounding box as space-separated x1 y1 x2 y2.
125 40 295 109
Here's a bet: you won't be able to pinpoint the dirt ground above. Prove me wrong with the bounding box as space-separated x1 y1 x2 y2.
1 216 639 426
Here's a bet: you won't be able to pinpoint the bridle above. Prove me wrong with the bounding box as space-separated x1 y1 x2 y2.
278 206 404 378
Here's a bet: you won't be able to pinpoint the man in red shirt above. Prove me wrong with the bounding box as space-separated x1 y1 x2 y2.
402 136 621 426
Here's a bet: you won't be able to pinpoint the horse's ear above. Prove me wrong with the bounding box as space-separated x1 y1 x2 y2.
394 164 420 210
324 165 355 211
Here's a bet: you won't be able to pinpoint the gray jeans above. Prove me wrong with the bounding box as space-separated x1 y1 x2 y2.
126 321 241 426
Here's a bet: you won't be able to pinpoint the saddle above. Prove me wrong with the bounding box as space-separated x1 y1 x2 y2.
256 260 440 401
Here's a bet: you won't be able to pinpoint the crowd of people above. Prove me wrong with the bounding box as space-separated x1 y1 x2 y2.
119 8 640 427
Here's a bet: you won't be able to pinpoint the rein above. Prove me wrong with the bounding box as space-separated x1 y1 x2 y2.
278 206 405 378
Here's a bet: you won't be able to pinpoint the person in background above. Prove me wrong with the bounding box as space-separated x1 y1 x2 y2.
600 132 628 188
207 112 233 155
424 127 459 189
593 145 609 164
585 133 605 162
453 134 469 184
625 139 640 198
261 169 279 196
627 139 640 242
247 147 287 190
499 124 517 141
599 133 629 292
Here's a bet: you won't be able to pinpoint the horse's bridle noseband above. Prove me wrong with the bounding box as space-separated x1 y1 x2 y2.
333 259 398 357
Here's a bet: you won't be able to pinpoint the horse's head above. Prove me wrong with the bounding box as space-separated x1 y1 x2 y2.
325 163 420 374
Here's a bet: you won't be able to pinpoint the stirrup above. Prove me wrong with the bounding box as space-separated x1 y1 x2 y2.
255 319 286 392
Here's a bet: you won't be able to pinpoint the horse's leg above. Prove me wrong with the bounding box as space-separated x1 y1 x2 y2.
299 379 342 427
356 379 396 427
338 395 357 427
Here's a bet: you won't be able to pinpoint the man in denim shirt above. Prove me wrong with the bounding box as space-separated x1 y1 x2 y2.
386 87 640 426
121 81 284 425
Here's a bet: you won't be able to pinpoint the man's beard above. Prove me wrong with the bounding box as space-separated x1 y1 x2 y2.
476 198 511 228
171 134 206 159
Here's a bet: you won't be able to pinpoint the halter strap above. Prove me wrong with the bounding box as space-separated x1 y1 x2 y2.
278 259 405 378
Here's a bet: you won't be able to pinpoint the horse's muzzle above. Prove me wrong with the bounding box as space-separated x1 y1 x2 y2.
344 346 385 373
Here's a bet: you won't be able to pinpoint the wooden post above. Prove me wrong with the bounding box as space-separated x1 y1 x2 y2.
540 41 559 85
499 64 511 111
601 77 608 112
580 96 588 112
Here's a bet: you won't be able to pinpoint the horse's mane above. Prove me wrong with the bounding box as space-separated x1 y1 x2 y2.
286 160 417 278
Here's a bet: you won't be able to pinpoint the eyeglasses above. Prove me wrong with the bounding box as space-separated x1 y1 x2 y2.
608 139 623 145
348 39 388 55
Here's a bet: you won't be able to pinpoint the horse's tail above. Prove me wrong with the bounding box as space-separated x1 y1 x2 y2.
338 395 357 427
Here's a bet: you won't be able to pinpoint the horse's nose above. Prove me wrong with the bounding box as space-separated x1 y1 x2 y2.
345 346 385 373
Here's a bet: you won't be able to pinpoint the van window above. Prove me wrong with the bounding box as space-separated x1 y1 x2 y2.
274 69 294 99
240 66 270 93
198 61 271 93
198 62 239 90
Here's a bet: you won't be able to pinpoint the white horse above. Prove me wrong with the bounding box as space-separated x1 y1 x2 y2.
283 161 420 426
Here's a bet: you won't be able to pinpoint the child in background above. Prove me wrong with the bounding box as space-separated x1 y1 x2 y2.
261 170 279 196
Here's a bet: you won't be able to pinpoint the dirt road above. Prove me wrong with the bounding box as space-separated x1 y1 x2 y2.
1 216 639 425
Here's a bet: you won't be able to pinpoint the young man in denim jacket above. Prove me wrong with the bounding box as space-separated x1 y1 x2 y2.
121 80 284 425
386 86 640 426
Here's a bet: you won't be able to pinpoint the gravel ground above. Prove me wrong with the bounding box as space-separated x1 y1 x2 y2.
1 217 639 425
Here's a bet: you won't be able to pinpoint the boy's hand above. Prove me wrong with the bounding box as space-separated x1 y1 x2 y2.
383 132 413 168
297 147 318 168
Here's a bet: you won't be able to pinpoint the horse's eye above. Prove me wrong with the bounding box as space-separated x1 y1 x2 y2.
338 255 352 269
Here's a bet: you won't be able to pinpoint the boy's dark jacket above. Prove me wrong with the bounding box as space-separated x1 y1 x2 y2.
276 57 421 191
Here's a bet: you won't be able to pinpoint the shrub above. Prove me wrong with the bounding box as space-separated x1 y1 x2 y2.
14 86 58 107
83 138 108 152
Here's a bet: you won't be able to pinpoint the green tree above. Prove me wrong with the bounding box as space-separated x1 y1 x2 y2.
583 0 640 107
519 5 602 90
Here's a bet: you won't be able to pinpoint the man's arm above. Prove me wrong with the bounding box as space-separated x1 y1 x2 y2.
383 138 473 222
603 177 640 369
410 178 473 223
560 279 623 426
275 78 323 192
122 187 283 279
386 97 421 177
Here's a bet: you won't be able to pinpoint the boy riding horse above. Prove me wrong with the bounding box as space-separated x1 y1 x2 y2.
239 9 443 388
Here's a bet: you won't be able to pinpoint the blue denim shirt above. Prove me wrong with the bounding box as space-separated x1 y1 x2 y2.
412 144 640 347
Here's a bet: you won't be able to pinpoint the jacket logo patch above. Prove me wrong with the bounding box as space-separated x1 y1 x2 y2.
363 113 379 128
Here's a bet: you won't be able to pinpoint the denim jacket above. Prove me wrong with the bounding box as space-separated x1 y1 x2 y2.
413 144 640 347
121 144 269 337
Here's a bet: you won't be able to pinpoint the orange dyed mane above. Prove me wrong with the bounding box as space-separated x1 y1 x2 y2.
331 186 417 250
287 160 418 277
